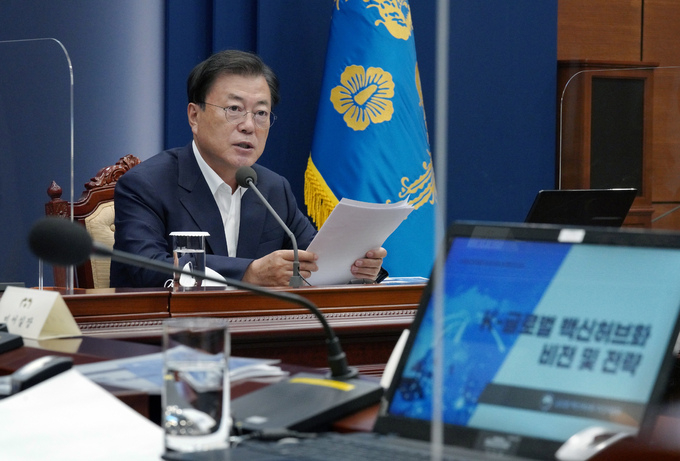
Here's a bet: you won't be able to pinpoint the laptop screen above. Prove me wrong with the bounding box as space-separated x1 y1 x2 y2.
378 222 680 458
524 188 637 227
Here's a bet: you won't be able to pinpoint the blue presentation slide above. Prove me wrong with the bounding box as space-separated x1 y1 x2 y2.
390 237 680 441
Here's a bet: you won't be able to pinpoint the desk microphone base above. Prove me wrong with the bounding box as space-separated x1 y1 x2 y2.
231 372 383 433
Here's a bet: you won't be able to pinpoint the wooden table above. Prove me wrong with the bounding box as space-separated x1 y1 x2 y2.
62 283 425 373
47 287 170 340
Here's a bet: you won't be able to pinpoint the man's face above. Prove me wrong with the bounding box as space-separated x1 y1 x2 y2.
188 73 272 185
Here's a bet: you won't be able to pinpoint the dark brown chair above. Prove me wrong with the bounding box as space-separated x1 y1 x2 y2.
45 154 141 288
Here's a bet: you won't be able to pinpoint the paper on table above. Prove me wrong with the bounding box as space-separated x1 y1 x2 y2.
0 369 163 460
75 350 285 393
306 198 414 285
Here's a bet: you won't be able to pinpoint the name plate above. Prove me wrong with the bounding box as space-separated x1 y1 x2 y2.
0 287 81 340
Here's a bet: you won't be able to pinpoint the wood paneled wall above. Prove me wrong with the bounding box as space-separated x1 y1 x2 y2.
558 0 680 230
558 0 642 61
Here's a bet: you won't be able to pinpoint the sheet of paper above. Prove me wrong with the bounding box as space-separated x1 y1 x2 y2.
0 369 163 460
306 198 413 285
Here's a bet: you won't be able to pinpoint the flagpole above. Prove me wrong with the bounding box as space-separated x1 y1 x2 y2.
432 0 449 460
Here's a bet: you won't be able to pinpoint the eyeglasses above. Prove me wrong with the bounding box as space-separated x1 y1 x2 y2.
202 102 276 128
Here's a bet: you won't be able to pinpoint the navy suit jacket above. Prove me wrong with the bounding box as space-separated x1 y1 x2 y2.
110 144 317 287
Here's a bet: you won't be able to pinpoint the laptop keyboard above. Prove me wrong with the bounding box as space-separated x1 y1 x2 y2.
238 433 474 461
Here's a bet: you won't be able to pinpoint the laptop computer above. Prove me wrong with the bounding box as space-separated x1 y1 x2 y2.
525 188 637 227
166 221 680 460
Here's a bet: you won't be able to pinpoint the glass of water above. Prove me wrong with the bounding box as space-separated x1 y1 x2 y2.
162 317 230 454
170 231 209 289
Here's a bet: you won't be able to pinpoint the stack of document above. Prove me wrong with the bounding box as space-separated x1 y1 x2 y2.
75 352 286 393
306 198 413 285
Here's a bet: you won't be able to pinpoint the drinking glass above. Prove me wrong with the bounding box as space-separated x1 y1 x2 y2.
162 317 230 453
170 231 209 288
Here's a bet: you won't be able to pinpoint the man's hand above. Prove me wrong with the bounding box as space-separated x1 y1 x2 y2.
350 247 387 281
242 249 318 287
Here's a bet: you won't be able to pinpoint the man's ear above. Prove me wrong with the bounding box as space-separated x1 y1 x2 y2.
187 103 199 132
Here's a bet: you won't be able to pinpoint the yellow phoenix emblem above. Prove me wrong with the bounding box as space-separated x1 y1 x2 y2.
365 0 412 40
334 0 412 40
330 65 394 131
389 160 436 210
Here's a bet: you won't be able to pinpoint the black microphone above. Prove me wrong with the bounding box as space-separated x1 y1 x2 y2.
28 217 357 380
235 166 303 288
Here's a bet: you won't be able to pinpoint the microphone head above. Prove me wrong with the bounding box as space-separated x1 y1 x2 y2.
235 166 257 188
28 217 93 266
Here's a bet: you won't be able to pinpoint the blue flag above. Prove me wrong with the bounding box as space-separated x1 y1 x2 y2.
305 0 436 277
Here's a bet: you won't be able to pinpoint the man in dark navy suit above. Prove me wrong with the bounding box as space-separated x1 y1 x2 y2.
110 50 386 288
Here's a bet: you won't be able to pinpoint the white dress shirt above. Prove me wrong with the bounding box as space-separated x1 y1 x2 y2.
192 141 245 257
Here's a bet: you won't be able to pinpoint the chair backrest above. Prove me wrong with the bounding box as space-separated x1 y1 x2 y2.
45 154 141 288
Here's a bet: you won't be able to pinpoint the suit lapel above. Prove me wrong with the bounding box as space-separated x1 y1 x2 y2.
177 147 228 256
